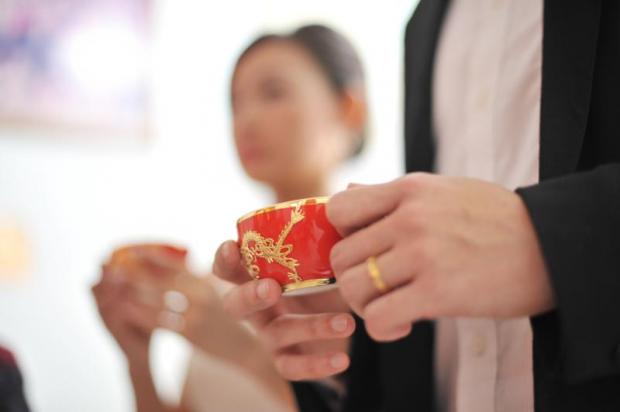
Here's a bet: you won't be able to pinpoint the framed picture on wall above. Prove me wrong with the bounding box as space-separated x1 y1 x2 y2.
0 0 151 141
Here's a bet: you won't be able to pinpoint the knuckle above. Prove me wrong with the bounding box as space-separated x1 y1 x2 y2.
399 173 433 199
408 172 432 185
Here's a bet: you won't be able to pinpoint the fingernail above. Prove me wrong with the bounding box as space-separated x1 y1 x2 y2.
329 353 347 369
330 315 349 332
256 281 270 300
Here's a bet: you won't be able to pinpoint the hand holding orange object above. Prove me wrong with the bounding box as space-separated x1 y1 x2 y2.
92 243 188 363
98 244 297 408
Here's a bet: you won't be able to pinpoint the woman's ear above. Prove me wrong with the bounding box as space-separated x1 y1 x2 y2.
339 89 367 152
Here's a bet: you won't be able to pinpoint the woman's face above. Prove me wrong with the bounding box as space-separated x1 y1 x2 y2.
231 40 354 190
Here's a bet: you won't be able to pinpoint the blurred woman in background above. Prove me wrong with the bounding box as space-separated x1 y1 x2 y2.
92 24 367 412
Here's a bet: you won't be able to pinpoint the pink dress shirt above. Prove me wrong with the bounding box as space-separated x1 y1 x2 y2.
432 0 543 411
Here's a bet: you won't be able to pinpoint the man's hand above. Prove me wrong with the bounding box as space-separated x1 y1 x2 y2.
327 173 555 342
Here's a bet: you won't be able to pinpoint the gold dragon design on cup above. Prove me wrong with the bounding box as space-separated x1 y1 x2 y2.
240 203 305 283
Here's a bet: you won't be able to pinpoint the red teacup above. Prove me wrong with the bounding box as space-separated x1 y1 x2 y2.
237 197 341 295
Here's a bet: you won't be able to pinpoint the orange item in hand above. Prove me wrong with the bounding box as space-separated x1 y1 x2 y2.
108 243 188 275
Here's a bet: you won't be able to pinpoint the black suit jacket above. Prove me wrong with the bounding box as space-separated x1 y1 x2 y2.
294 1 620 411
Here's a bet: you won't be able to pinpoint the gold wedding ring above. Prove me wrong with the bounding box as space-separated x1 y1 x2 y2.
367 256 388 293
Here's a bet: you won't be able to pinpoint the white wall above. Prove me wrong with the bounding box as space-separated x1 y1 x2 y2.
0 1 418 410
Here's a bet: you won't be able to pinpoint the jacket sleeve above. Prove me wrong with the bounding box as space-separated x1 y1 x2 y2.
516 163 620 383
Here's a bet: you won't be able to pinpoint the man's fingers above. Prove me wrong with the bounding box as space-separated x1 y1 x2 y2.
275 352 350 381
264 313 355 350
363 282 434 342
212 241 252 285
336 247 419 316
330 214 396 276
222 278 281 322
327 179 404 236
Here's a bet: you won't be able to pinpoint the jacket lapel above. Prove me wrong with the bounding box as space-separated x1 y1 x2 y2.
404 0 450 173
539 0 601 180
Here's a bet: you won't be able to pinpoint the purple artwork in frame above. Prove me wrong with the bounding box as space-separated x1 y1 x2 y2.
0 0 151 140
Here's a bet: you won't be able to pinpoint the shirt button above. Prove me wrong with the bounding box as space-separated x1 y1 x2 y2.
471 334 488 357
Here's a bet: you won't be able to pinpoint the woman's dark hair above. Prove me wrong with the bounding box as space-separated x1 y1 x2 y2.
232 24 367 157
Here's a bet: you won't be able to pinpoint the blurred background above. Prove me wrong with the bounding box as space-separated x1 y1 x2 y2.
0 0 418 410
